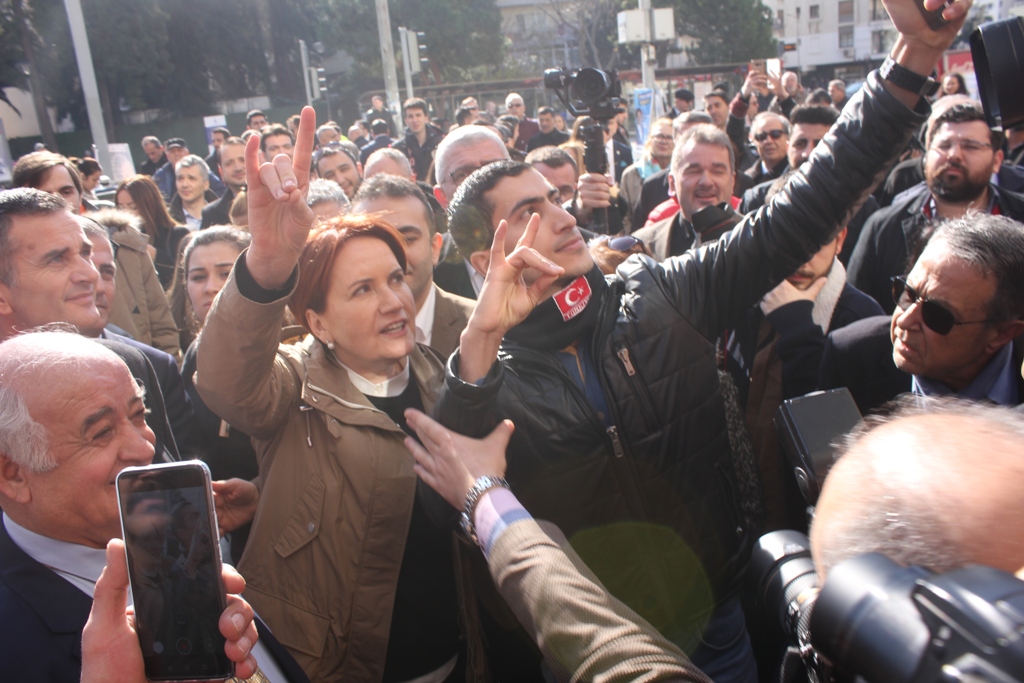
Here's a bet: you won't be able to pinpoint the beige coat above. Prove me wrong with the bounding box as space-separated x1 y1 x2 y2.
107 224 181 359
195 270 487 683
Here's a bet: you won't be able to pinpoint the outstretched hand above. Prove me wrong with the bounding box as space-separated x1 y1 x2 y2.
883 0 972 51
212 478 259 536
245 106 318 290
403 408 514 510
458 214 564 383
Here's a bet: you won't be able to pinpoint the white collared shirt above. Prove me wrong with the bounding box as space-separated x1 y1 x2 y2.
415 285 437 346
339 358 411 398
464 259 485 296
183 211 202 232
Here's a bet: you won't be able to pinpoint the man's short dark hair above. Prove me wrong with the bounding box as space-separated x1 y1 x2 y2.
12 152 84 199
447 160 532 255
455 106 475 126
0 189 71 286
403 97 428 115
806 88 832 106
537 106 555 117
353 174 435 234
259 124 294 153
246 109 267 125
930 213 1024 322
524 145 578 174
371 119 390 135
926 100 1004 149
675 88 695 102
212 126 231 138
789 104 840 128
706 89 728 104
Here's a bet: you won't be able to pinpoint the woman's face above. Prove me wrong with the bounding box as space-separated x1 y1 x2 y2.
942 75 961 95
187 242 243 326
82 170 102 193
306 236 415 382
116 189 138 214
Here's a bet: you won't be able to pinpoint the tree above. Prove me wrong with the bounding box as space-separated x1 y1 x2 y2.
0 0 57 148
662 0 776 64
541 0 624 70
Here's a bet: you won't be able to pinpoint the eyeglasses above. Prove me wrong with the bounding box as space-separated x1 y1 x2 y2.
930 138 993 155
446 159 505 187
507 102 524 109
891 275 997 335
588 235 644 253
754 129 787 143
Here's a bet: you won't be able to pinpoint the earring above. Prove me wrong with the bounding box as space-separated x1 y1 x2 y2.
327 341 335 350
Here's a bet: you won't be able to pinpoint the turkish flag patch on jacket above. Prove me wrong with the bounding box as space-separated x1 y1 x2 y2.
552 276 592 322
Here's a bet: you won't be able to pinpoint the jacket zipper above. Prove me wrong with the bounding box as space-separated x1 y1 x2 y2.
614 345 659 430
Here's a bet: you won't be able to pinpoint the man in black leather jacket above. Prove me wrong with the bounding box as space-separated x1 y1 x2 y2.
435 7 968 681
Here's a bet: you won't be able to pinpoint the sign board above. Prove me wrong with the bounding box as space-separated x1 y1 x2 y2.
618 8 675 43
204 115 228 155
107 143 136 184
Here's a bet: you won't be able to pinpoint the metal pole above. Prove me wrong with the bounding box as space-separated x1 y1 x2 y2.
300 39 312 107
638 0 656 91
374 0 402 129
399 27 415 101
62 0 111 175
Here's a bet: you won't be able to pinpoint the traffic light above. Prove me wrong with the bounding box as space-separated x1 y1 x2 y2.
316 67 327 96
404 29 428 74
308 66 328 98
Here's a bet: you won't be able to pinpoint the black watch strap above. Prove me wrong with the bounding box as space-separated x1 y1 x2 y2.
879 56 940 97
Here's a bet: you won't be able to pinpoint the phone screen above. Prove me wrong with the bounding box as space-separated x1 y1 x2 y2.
766 58 782 79
117 462 233 681
749 59 767 74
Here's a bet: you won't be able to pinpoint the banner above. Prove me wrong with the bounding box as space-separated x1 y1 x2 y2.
204 115 228 155
633 89 655 147
107 143 136 184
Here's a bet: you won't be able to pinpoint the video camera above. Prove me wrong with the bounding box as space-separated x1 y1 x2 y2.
543 67 623 234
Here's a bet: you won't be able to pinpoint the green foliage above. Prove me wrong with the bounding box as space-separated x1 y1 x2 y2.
659 0 776 64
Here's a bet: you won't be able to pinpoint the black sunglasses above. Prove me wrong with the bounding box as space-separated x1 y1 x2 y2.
890 275 996 335
754 129 787 143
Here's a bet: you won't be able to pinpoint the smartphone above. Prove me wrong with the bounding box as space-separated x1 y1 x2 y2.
749 59 767 75
116 461 234 681
766 58 782 79
917 0 951 30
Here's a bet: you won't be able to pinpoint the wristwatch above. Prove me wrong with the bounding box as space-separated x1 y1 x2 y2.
460 475 511 544
879 55 940 97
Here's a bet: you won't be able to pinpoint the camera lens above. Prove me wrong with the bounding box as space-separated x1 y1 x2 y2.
572 68 612 103
751 530 818 642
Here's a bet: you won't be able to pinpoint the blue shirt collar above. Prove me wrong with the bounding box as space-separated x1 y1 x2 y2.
912 342 1018 405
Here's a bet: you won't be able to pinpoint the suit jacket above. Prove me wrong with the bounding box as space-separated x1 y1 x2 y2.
632 168 672 229
200 186 237 230
516 118 541 152
429 284 475 360
488 517 712 683
612 140 633 184
0 519 310 683
433 259 477 300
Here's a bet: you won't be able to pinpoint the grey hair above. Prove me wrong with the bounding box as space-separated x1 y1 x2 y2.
140 136 162 148
673 111 713 139
671 124 735 175
364 148 413 178
815 395 1024 576
306 178 349 208
928 212 1024 322
175 155 210 182
433 125 509 185
78 216 112 250
0 386 53 472
751 111 791 136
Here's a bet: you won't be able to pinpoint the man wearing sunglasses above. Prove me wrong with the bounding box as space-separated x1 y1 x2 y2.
820 215 1024 415
849 100 1024 312
743 114 790 186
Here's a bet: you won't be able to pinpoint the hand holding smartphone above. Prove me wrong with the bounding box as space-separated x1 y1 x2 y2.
117 461 235 681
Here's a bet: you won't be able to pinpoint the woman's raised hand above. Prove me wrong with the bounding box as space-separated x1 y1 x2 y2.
245 106 317 290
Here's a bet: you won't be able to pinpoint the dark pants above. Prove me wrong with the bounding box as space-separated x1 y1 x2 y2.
690 596 759 683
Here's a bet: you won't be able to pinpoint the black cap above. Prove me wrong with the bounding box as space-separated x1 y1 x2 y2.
164 138 186 149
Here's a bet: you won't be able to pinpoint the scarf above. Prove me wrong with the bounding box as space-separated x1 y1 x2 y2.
504 266 609 352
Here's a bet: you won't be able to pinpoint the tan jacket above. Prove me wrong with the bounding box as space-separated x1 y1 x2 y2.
490 519 712 683
107 224 181 359
430 284 475 360
195 271 487 683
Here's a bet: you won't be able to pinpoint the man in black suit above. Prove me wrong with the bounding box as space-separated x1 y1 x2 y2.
201 136 247 229
0 331 310 683
820 214 1024 415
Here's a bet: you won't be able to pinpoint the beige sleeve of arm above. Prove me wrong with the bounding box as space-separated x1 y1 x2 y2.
488 518 713 683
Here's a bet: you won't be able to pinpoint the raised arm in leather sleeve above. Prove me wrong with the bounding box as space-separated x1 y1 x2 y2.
433 349 505 439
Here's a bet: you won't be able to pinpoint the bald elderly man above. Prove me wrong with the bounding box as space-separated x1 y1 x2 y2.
811 396 1024 579
0 331 308 683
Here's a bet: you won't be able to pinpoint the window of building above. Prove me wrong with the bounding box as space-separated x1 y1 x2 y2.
838 0 854 23
870 0 889 20
839 25 854 47
871 28 895 53
809 4 820 18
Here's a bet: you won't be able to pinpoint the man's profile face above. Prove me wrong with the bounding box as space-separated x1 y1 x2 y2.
788 123 830 168
787 228 845 290
90 238 117 333
212 131 226 149
675 96 693 113
533 162 577 205
318 128 341 146
890 239 1004 390
218 143 247 191
538 112 555 134
925 121 1002 204
15 356 155 548
405 108 427 134
166 146 188 167
175 166 209 203
0 211 101 334
35 165 82 210
673 142 735 221
317 153 362 199
435 137 509 206
483 168 592 286
704 96 728 129
830 83 845 104
354 195 440 306
263 134 295 160
248 115 268 130
143 142 164 163
751 116 789 167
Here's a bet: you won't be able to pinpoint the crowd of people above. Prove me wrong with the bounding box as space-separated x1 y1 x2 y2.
3 0 1024 681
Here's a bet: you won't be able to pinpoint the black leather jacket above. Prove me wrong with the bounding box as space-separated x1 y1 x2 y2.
436 72 927 648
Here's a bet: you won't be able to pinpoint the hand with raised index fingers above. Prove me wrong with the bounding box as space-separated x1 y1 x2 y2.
883 0 972 52
458 213 565 384
245 106 318 291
